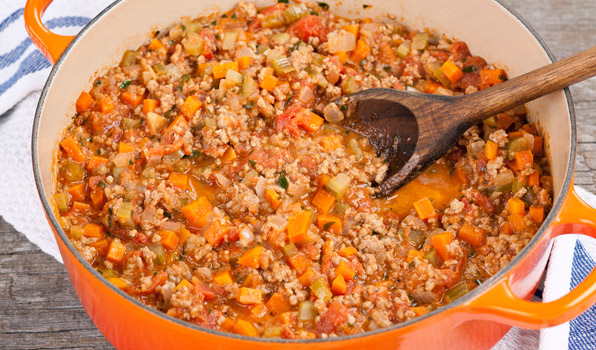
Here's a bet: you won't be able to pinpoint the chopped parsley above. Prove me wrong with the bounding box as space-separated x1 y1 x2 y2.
183 150 202 158
164 105 176 117
322 221 336 231
277 172 289 190
231 14 237 19
243 100 254 109
340 104 348 111
178 74 191 90
94 80 102 86
317 2 329 9
248 159 257 168
285 93 295 107
278 0 289 3
363 4 370 8
211 20 217 26
163 211 172 218
462 66 476 73
98 182 106 188
153 30 160 37
119 80 131 89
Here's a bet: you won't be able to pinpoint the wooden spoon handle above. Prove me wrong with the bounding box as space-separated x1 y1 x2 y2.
459 45 596 123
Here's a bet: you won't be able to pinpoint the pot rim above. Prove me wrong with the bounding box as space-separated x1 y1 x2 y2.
31 0 577 344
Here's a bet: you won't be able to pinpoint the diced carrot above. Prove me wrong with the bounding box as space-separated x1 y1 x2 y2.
496 113 515 130
411 306 429 316
500 221 512 235
338 247 358 257
533 136 543 156
203 219 230 247
67 183 87 202
342 24 359 37
458 223 485 247
278 312 296 326
320 135 342 150
265 190 282 210
176 228 191 246
432 231 454 261
522 123 538 135
237 56 253 70
335 260 356 280
299 110 324 132
87 156 109 171
485 140 498 160
378 42 397 64
98 97 114 114
214 270 234 285
233 319 258 337
108 277 128 290
423 80 441 94
508 197 526 214
312 188 336 214
528 170 540 187
318 174 331 190
181 197 214 227
121 90 144 107
213 61 239 79
287 210 311 243
250 304 268 319
72 201 91 213
351 39 370 63
168 173 188 190
237 287 263 304
454 167 469 185
508 131 524 140
60 137 87 162
76 91 95 113
331 274 346 295
507 159 520 172
160 230 179 250
221 147 237 162
90 187 105 208
118 142 135 153
407 250 425 263
220 317 236 332
480 68 505 88
142 98 160 114
529 206 544 223
238 246 264 269
441 61 463 84
260 74 278 91
288 252 312 275
316 214 342 234
335 51 348 64
266 292 291 315
83 223 105 238
508 213 526 233
298 268 317 286
413 197 437 220
514 150 533 169
148 38 164 51
180 95 203 120
90 239 109 255
106 239 127 263
175 279 193 291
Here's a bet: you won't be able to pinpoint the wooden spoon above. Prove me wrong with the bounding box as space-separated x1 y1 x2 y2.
335 46 596 197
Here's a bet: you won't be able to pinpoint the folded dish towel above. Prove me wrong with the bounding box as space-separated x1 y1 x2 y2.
1 2 595 349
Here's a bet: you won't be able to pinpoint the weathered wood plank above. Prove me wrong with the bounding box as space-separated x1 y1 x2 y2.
0 0 595 349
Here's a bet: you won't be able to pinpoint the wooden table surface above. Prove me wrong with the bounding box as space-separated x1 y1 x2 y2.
1 0 595 349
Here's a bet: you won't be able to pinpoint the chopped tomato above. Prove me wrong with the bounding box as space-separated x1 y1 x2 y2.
288 15 327 42
316 300 349 335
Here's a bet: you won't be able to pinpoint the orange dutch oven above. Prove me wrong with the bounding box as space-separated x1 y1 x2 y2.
25 0 596 348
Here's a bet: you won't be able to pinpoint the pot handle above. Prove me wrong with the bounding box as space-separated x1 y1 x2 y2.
24 0 75 64
463 181 596 329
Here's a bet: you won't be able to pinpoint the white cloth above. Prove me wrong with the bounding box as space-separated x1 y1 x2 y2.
1 1 596 349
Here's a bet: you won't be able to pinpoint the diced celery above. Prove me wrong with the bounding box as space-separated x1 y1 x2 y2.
182 31 204 56
141 167 156 179
241 169 259 187
112 167 126 180
424 248 440 267
298 300 318 321
147 112 168 133
242 76 259 99
512 175 527 193
271 56 294 75
393 24 404 35
445 282 469 302
312 53 325 66
409 229 425 249
60 162 85 181
225 69 244 84
256 45 270 55
101 269 119 278
497 181 513 193
483 116 498 127
262 326 283 338
174 159 191 173
121 117 141 130
222 31 238 50
54 192 70 213
164 149 185 162
282 243 299 257
506 138 529 159
282 3 309 24
316 74 329 88
120 50 138 67
325 173 350 199
152 63 167 76
341 76 359 94
310 278 332 302
348 139 363 161
396 41 411 59
412 32 429 51
204 117 216 131
116 202 135 227
332 203 349 216
182 21 202 33
69 225 84 239
433 67 451 87
262 13 285 28
271 33 291 45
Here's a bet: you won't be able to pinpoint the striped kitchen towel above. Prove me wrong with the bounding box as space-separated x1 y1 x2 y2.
1 1 596 349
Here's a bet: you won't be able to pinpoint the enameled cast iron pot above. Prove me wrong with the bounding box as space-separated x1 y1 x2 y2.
25 0 596 348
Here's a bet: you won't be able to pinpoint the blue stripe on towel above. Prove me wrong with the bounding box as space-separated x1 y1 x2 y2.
569 241 596 350
0 8 24 33
0 50 51 95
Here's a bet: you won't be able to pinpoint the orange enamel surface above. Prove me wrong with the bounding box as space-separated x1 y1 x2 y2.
24 0 74 64
462 181 596 329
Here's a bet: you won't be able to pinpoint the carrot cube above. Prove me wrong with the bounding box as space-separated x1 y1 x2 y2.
72 201 91 213
331 274 346 295
312 188 336 214
148 38 164 51
213 61 239 79
160 230 179 250
181 197 214 227
299 110 324 132
118 142 135 153
458 223 485 247
221 147 237 163
423 80 441 94
237 287 263 304
316 214 342 234
60 137 88 162
351 39 370 63
342 24 359 37
320 135 342 150
508 197 526 215
440 60 463 84
529 206 544 223
338 247 358 257
407 249 425 263
180 95 203 120
67 183 87 202
514 150 534 169
237 56 253 70
432 231 454 261
238 246 264 269
413 197 436 220
485 140 498 160
335 259 356 280
265 292 291 315
76 91 95 113
454 167 469 185
259 74 278 91
90 187 105 208
288 252 312 275
90 239 109 255
83 223 105 238
98 97 114 114
508 213 526 233
480 69 505 88
142 98 160 114
233 319 258 337
168 173 188 190
87 156 109 171
177 227 191 246
203 219 230 247
121 90 144 107
214 270 234 285
108 277 128 290
106 239 127 263
265 190 282 210
175 279 193 291
298 268 317 286
528 170 540 187
287 210 311 243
